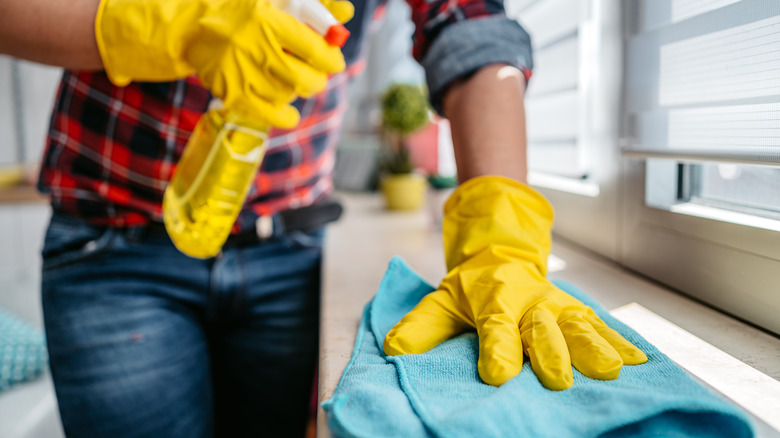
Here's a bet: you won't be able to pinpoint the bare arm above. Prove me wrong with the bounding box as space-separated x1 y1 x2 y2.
0 0 103 69
442 64 528 184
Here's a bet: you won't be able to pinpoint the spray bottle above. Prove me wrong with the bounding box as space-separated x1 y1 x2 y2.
163 0 349 259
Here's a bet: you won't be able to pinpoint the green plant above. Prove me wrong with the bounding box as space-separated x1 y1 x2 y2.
381 143 415 174
381 84 429 134
379 83 430 174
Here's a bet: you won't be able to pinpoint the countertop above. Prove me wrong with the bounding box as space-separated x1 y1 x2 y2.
317 192 780 437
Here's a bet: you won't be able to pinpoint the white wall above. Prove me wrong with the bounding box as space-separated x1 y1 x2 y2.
342 0 425 133
0 56 61 326
0 57 20 166
16 61 62 166
0 204 50 327
0 57 62 167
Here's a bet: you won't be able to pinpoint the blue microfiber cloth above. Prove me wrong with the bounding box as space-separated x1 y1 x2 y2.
0 307 48 393
322 257 754 438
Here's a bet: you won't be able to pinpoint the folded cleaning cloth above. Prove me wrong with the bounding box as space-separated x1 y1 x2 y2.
322 257 754 438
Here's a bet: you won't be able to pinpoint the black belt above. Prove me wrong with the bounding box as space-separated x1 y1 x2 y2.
144 199 343 247
227 199 344 246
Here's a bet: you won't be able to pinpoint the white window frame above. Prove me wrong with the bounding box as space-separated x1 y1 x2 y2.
514 0 780 335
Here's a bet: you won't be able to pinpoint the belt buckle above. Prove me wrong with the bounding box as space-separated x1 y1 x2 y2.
255 215 274 240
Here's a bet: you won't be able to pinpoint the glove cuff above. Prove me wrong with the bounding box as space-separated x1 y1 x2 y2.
94 0 199 86
94 0 133 86
442 175 555 273
444 175 554 222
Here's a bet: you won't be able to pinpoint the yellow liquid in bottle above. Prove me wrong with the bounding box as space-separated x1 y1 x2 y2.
163 109 269 258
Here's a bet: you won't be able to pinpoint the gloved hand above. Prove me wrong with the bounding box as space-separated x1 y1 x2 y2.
318 0 355 23
94 0 349 127
267 0 354 24
383 176 647 390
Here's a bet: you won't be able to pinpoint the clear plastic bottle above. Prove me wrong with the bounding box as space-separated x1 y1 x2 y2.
163 109 269 258
163 0 349 259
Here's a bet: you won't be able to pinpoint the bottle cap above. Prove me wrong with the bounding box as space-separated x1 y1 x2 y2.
324 24 350 48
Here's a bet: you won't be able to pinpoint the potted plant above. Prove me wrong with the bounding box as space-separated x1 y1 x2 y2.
379 83 430 210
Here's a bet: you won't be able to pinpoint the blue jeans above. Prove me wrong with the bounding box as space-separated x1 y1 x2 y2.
41 213 324 438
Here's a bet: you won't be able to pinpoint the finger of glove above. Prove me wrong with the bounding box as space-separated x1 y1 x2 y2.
211 49 298 107
475 312 525 387
272 12 346 73
247 76 297 104
321 0 355 23
232 97 300 129
519 307 573 390
221 76 299 127
269 56 329 98
585 311 648 365
383 291 469 356
559 314 623 381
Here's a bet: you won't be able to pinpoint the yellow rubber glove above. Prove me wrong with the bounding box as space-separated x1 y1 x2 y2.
318 0 355 23
267 0 354 24
384 176 647 390
94 0 348 128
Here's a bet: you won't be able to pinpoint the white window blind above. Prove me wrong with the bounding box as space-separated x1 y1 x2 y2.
623 0 780 166
508 0 590 178
671 0 742 23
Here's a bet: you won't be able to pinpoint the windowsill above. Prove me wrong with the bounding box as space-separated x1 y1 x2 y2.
0 183 47 204
670 202 780 233
547 234 780 381
528 171 601 197
318 192 780 437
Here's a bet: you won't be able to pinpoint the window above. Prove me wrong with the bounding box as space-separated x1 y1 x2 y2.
515 0 584 179
621 0 780 335
692 163 780 221
507 0 624 259
507 0 780 334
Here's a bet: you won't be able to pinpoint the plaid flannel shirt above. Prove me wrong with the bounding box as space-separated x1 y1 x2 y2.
38 0 531 232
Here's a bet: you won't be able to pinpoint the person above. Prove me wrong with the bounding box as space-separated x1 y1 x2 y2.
0 0 647 435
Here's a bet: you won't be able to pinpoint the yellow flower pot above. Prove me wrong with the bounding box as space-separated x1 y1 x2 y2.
0 165 26 188
381 173 427 211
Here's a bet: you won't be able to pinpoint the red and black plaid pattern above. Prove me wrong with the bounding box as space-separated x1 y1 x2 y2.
39 72 211 227
38 68 353 230
38 0 502 230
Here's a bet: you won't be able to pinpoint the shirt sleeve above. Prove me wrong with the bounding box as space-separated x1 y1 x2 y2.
406 0 534 114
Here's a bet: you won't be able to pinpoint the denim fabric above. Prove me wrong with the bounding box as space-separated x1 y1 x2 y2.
41 213 324 438
422 15 534 114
